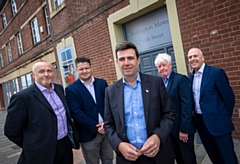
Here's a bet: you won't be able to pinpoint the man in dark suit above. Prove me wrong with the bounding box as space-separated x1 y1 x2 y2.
188 47 238 164
104 41 175 164
154 53 196 164
4 61 79 164
65 57 113 164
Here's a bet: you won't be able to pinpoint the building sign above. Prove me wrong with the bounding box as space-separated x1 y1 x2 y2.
124 8 172 52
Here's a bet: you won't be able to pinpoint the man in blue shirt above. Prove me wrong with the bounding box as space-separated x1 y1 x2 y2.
104 41 175 164
188 48 238 164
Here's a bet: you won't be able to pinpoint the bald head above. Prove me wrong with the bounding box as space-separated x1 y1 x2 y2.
32 61 53 73
187 48 205 72
31 61 54 89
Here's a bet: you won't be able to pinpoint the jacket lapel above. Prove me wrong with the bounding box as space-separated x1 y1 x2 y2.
116 80 125 132
32 83 54 113
140 73 150 127
166 72 174 92
77 79 96 104
200 65 209 98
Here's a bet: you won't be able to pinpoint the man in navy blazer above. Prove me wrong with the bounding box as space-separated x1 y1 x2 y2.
104 41 175 164
4 61 79 164
154 53 196 164
188 48 238 164
65 56 113 164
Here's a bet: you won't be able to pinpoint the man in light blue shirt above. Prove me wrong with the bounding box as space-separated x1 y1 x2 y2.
104 41 175 164
188 48 238 164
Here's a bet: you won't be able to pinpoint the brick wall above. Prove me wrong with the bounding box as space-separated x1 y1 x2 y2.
0 0 52 76
176 0 240 139
50 0 128 84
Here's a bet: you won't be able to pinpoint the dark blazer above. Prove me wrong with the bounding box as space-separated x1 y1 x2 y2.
167 71 195 137
65 78 108 143
189 64 235 136
4 83 79 164
104 73 175 163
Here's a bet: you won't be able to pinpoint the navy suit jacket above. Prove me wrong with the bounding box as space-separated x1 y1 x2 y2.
65 78 108 143
104 73 175 163
189 64 235 136
4 83 79 164
167 71 195 137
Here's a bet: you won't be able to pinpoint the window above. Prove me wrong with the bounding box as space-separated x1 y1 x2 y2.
16 32 23 54
20 73 32 90
2 13 7 28
60 46 76 85
11 78 19 94
6 43 12 62
44 7 51 34
54 0 63 8
11 0 18 16
4 82 11 105
31 18 40 44
0 51 4 68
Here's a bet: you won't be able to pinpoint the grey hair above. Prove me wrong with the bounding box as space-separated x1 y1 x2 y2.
154 53 172 67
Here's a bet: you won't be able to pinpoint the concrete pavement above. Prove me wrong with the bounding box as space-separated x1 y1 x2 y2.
0 110 239 164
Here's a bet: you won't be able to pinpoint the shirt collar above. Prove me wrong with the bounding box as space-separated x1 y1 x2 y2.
80 76 95 85
193 63 205 74
35 81 54 92
123 72 141 84
161 70 172 81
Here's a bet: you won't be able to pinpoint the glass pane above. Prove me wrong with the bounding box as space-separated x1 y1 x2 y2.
66 49 72 59
61 51 66 61
21 76 27 89
26 73 32 86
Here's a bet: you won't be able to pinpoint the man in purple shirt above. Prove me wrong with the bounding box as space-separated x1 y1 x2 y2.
4 61 79 164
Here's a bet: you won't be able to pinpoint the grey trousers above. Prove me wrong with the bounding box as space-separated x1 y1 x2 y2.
81 133 113 164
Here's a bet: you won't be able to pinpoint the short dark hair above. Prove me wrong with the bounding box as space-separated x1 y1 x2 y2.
115 41 139 59
75 56 91 66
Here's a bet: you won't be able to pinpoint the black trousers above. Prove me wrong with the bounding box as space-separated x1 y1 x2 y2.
53 136 73 164
169 133 196 164
194 113 238 164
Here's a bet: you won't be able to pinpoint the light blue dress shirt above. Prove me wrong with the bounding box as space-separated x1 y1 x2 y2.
192 63 205 114
161 71 172 88
123 73 147 149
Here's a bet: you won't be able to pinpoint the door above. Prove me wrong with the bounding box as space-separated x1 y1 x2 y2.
139 45 177 76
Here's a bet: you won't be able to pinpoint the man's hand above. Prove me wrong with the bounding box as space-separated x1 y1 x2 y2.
139 134 160 157
96 122 104 134
179 132 188 143
118 142 142 161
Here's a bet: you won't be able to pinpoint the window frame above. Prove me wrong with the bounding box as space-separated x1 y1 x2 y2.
16 32 24 55
6 42 12 62
4 82 11 105
59 46 76 86
54 0 63 9
11 78 19 94
44 7 51 34
31 17 40 44
2 13 7 28
11 0 18 16
0 51 4 68
20 73 32 90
